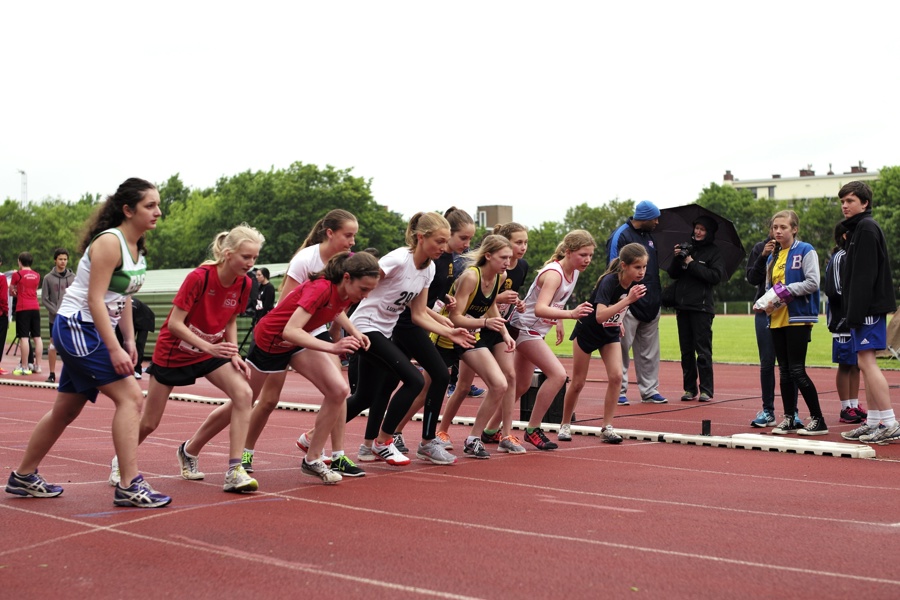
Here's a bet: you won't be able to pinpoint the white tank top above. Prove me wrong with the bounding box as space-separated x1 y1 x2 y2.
57 228 147 327
509 261 578 337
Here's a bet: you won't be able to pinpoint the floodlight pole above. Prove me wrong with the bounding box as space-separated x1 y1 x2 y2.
16 169 27 204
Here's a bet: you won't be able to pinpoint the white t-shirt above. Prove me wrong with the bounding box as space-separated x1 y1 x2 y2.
285 244 327 336
350 247 435 337
509 261 578 337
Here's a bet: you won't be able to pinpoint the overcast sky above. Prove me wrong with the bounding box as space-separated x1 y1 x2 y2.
2 1 898 228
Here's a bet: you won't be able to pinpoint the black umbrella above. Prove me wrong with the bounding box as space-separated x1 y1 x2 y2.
655 204 746 278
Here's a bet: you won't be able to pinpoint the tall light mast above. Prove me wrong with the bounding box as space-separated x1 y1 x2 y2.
16 169 27 204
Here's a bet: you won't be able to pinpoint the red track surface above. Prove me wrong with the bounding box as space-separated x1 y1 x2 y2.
2 356 899 599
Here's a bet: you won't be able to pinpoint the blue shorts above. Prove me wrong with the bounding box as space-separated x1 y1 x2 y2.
851 315 887 353
53 313 129 402
831 334 857 366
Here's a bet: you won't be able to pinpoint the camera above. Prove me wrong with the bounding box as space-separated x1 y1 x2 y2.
675 241 693 259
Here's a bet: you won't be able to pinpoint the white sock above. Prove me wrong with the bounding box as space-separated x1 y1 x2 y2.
867 410 882 426
882 409 897 427
840 400 851 410
849 398 859 408
332 450 344 458
466 436 478 445
243 448 254 456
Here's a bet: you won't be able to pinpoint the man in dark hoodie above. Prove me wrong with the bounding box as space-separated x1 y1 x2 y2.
837 181 899 444
666 215 725 402
41 248 75 383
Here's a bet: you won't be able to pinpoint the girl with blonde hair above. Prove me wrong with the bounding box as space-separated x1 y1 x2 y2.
119 223 264 494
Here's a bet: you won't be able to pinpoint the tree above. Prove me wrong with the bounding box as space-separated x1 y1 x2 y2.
871 166 900 285
694 183 778 301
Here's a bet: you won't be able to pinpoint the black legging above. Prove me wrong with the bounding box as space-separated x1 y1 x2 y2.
391 326 450 440
346 331 425 440
770 326 822 418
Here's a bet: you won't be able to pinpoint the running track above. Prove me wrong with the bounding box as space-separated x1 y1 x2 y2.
1 357 899 599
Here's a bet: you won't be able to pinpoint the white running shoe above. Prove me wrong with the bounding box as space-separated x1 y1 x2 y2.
176 441 205 480
357 443 377 462
296 431 331 465
108 456 121 487
301 459 342 484
558 424 572 441
372 440 411 466
435 430 454 450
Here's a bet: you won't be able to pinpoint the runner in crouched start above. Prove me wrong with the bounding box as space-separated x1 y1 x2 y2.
561 242 649 444
132 225 262 493
6 178 170 508
433 234 518 459
246 251 379 483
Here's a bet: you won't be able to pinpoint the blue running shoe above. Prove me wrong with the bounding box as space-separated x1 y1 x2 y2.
468 384 486 397
618 395 630 406
750 411 776 428
114 475 172 508
446 384 456 398
6 470 63 498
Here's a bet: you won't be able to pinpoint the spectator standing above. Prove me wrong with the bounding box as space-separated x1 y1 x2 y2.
606 200 667 405
41 248 75 383
667 216 725 402
11 252 43 375
837 181 900 444
130 297 155 378
0 255 8 375
254 267 275 321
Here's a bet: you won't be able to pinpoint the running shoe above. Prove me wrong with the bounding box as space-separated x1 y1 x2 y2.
392 432 410 454
680 391 697 402
301 459 341 485
13 368 32 376
841 423 874 441
797 416 829 436
557 423 572 441
435 430 454 450
524 428 558 450
750 411 776 428
224 465 258 493
772 416 803 435
45 372 56 383
176 441 205 480
698 393 712 402
860 422 900 445
463 438 490 459
241 451 254 473
468 384 486 397
600 425 623 444
108 456 121 487
839 407 864 424
296 432 330 465
416 439 457 465
480 430 502 444
618 395 630 406
446 384 457 397
498 435 526 454
372 440 411 466
114 475 172 508
6 469 63 498
855 405 868 420
357 443 377 462
331 454 366 477
0 367 8 375
642 393 668 404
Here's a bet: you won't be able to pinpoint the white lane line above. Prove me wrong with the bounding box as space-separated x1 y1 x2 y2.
538 497 643 513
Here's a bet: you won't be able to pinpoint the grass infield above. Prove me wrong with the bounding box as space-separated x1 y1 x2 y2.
550 313 899 370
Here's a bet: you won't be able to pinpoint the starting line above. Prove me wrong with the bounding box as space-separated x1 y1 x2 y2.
3 381 877 459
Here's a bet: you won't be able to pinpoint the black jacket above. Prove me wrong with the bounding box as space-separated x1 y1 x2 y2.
745 239 770 302
841 210 897 327
666 236 725 314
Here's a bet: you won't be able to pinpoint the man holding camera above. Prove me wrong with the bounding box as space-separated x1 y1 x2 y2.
665 216 726 402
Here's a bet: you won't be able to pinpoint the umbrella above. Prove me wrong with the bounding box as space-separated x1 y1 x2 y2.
654 204 746 278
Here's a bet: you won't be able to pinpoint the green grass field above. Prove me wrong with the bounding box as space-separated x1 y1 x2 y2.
550 313 899 369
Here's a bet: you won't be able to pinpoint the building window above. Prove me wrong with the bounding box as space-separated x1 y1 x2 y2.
478 211 487 228
768 186 775 199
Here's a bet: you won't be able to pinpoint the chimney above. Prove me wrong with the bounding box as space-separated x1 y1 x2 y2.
772 174 781 179
850 165 867 174
799 167 815 177
724 170 734 181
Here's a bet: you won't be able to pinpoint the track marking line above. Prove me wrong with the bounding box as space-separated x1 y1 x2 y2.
537 495 643 513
